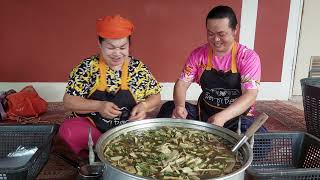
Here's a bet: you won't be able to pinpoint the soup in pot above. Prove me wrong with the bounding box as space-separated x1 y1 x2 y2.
103 127 241 179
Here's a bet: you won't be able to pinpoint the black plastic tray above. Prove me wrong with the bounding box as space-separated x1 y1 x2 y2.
0 124 58 180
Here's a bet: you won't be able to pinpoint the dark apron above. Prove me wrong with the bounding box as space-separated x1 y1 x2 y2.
157 43 267 133
198 42 248 126
76 57 136 132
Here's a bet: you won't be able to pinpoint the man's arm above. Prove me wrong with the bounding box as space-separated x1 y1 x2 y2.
208 88 258 126
172 79 192 118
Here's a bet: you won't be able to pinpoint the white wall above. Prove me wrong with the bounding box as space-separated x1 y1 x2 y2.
292 0 320 95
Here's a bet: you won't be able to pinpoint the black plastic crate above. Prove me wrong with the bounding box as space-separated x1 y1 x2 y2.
246 132 320 179
0 124 58 180
301 78 320 138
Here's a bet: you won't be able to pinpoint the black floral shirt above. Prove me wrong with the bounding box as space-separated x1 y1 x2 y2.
66 55 161 101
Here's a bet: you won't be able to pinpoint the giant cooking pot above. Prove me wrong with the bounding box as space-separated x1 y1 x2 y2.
95 118 253 180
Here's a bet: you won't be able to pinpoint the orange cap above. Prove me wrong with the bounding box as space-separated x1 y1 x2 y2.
96 15 134 39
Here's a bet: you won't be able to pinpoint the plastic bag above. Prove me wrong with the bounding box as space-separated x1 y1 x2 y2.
6 86 48 119
0 146 38 168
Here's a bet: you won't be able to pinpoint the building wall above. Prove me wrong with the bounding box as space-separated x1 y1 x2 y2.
0 0 241 82
255 0 290 82
0 0 299 101
292 0 320 95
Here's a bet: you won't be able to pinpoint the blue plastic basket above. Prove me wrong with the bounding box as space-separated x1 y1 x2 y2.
246 132 320 179
0 124 58 180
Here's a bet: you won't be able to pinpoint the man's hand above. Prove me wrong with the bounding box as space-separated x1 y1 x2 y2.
208 114 226 127
172 106 188 119
98 102 122 119
208 88 258 127
129 102 147 121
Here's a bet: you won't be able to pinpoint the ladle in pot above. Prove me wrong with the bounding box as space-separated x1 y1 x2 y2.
55 153 104 180
88 127 95 165
231 112 269 152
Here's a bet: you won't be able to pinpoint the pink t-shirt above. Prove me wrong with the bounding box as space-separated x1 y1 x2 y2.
180 43 261 90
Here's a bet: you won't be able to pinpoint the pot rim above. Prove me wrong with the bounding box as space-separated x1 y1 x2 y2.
96 118 253 180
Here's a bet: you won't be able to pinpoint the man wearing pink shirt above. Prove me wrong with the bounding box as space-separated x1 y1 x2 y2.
158 5 267 133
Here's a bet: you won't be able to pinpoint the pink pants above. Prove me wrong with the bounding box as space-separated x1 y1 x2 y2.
58 117 102 156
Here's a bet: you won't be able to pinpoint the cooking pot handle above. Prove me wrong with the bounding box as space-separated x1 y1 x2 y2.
237 116 255 148
232 113 269 152
237 116 241 135
244 113 269 138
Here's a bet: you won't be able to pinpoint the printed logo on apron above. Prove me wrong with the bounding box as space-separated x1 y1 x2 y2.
203 87 239 106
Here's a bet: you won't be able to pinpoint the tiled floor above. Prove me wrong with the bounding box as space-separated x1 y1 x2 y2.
283 95 304 110
254 100 305 132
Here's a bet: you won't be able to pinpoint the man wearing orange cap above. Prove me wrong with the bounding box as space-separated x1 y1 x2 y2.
59 15 161 157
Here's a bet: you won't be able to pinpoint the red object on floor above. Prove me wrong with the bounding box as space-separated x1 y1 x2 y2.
6 86 48 119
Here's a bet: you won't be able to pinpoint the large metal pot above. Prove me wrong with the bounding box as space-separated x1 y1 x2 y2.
95 118 253 180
